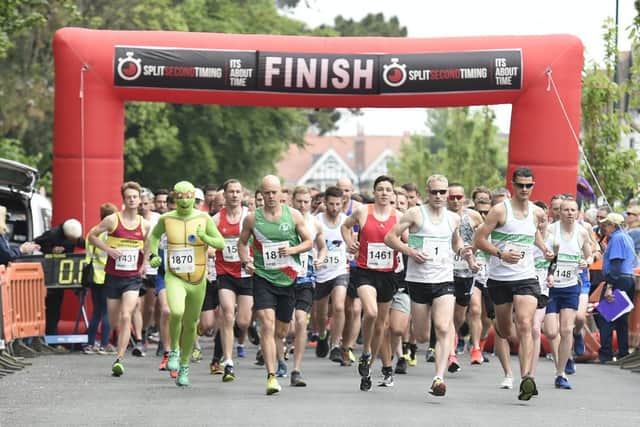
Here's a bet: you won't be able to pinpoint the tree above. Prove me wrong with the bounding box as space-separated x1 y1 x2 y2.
388 107 506 192
581 16 640 203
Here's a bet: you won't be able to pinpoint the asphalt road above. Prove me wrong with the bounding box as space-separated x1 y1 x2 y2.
1 340 639 427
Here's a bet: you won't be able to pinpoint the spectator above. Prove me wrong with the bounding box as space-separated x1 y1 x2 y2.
83 203 119 355
624 205 640 257
34 218 84 344
598 212 637 362
0 205 39 266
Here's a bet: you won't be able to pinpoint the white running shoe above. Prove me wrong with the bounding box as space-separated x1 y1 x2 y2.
500 376 513 389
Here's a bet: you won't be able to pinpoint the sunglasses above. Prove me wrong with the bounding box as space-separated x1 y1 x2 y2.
513 182 534 189
626 211 638 216
430 189 447 196
477 210 489 216
448 194 464 201
171 191 195 199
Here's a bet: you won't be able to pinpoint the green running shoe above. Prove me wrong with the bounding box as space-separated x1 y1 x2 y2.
112 360 124 377
167 350 180 372
176 365 190 387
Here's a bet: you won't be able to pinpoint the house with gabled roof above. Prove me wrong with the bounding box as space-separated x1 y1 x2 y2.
276 129 410 193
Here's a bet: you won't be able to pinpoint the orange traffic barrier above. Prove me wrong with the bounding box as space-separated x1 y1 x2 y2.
4 262 46 340
1 265 13 343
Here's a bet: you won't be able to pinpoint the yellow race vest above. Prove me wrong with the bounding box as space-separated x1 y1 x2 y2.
165 214 209 284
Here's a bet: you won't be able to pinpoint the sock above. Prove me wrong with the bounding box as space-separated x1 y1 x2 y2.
224 359 234 367
479 339 486 352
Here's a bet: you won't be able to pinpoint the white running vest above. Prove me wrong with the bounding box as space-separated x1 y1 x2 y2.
297 213 319 278
315 212 348 283
488 200 537 281
405 206 454 284
546 222 581 288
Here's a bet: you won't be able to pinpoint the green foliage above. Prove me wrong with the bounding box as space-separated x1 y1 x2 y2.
581 17 640 203
389 107 506 193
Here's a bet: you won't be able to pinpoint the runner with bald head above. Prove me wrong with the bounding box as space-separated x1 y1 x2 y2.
237 175 313 395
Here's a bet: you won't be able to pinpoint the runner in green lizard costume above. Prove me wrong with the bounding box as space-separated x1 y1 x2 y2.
149 181 224 386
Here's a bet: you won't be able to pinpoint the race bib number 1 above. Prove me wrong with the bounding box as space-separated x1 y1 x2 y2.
367 243 393 269
115 248 139 271
169 247 195 273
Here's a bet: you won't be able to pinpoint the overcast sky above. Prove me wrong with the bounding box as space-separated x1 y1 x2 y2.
286 0 637 135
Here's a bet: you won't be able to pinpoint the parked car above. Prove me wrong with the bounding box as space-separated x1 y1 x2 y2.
0 158 51 246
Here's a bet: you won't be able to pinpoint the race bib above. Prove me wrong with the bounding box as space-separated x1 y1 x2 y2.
453 253 469 271
262 241 291 270
298 251 310 277
115 248 139 271
424 237 450 264
475 256 488 280
223 238 240 263
324 247 346 269
502 241 531 266
554 261 578 284
366 243 393 269
169 247 195 273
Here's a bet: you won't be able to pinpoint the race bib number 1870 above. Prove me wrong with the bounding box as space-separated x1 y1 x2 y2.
169 247 195 273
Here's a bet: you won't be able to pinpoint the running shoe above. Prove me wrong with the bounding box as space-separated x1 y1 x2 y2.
456 337 466 355
248 322 260 346
95 346 109 355
555 375 572 390
409 344 418 366
210 360 223 375
329 346 343 363
176 365 190 387
111 360 124 377
518 376 537 401
266 373 281 395
425 347 436 363
394 356 408 374
315 332 330 358
103 344 117 355
82 345 96 355
276 359 288 378
470 347 483 365
573 332 585 356
222 364 235 382
290 370 307 387
500 376 513 389
378 367 394 387
340 348 353 367
358 353 371 377
359 375 372 391
564 358 576 375
158 352 169 371
254 349 265 366
132 342 146 357
191 347 202 363
447 355 461 373
167 350 180 372
429 377 446 396
236 345 246 358
348 348 357 363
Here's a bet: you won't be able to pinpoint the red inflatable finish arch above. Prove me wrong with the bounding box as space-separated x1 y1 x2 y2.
52 28 582 228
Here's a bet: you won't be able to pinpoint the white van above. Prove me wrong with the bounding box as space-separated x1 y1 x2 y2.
0 158 51 245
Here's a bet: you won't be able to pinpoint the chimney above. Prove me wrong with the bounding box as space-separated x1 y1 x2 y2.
355 124 365 174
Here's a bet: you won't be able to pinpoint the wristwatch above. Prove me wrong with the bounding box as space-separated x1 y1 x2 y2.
241 261 249 269
495 250 502 260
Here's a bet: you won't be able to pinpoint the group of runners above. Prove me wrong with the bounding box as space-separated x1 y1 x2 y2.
88 166 602 400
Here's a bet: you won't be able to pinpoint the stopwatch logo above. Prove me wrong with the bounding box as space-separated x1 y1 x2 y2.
382 58 407 88
117 51 142 81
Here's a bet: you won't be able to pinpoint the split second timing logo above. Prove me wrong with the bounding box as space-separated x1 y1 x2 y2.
117 51 142 81
381 58 407 88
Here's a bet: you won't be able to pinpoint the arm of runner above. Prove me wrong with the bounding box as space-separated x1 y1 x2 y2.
578 226 593 269
313 219 327 270
384 207 427 264
283 209 313 257
197 215 225 250
534 207 554 259
341 206 362 254
473 204 503 258
147 216 166 268
237 213 255 274
88 213 119 260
